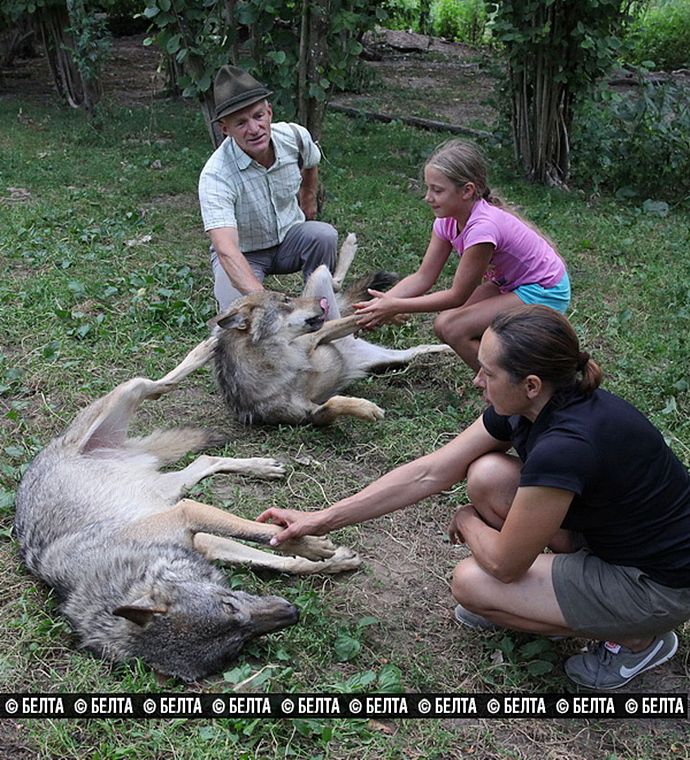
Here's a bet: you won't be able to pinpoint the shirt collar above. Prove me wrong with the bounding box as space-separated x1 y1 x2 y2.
230 134 283 171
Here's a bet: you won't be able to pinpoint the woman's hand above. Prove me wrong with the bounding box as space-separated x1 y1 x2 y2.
256 507 328 547
448 504 479 545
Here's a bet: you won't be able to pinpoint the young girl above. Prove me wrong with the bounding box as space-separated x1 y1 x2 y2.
354 140 571 370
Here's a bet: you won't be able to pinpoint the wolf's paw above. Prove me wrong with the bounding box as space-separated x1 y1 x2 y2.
359 400 385 421
247 458 286 479
324 545 362 573
279 534 337 561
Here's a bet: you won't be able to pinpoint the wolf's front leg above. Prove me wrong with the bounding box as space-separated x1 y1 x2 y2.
301 315 361 350
194 534 361 575
173 499 334 561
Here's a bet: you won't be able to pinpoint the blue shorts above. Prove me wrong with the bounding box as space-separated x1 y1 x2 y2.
513 271 571 314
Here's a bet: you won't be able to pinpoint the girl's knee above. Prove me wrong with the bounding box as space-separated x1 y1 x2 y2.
433 311 449 341
434 310 466 342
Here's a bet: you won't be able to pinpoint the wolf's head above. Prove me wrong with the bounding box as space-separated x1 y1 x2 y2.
211 290 328 344
67 545 299 682
111 576 299 682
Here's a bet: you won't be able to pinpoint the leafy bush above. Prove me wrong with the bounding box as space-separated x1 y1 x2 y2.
625 0 690 70
571 72 690 201
384 0 424 31
431 0 488 45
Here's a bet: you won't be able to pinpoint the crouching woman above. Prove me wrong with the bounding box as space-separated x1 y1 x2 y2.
259 305 690 689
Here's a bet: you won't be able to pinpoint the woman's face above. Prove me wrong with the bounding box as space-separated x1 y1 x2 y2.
423 166 470 219
473 329 530 416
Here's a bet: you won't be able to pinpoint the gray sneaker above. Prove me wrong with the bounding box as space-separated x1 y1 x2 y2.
453 604 500 632
564 632 678 690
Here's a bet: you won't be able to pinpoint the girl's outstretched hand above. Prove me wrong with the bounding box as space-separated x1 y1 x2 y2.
353 289 402 329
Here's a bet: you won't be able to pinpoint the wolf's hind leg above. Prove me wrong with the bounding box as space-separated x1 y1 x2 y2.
302 265 342 320
65 337 218 453
310 395 384 425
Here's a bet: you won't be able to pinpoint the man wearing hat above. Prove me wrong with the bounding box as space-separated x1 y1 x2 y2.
199 64 338 312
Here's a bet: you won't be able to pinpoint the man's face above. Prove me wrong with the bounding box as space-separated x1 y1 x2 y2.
219 100 273 159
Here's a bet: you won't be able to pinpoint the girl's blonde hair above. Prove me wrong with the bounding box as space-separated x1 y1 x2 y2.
425 139 500 205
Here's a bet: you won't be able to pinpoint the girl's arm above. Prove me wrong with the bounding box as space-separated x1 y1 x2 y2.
257 416 509 544
384 232 453 298
449 486 574 582
353 232 451 328
355 242 493 327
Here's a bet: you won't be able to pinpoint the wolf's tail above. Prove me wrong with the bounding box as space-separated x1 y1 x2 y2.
337 271 399 314
125 428 226 465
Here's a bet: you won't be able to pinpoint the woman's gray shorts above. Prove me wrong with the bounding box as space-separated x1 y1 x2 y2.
552 549 690 639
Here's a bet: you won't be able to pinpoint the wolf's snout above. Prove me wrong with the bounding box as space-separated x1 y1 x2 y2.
248 595 299 634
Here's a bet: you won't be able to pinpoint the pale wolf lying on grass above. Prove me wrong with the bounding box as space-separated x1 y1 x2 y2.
212 233 453 425
14 337 360 681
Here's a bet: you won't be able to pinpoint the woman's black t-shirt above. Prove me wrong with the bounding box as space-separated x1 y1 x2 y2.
482 387 690 588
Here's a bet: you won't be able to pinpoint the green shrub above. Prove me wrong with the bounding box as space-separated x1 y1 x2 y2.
384 0 423 31
571 73 690 201
431 0 488 45
625 0 690 70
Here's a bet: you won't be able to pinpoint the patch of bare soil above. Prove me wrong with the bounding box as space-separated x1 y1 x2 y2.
1 30 496 131
0 33 166 106
331 30 498 131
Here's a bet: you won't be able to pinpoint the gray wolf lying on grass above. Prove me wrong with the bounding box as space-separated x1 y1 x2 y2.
14 337 360 681
213 233 452 425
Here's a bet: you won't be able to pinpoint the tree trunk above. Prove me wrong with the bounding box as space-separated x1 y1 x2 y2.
296 0 329 141
508 6 570 188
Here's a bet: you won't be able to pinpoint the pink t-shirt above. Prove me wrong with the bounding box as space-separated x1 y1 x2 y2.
433 199 566 293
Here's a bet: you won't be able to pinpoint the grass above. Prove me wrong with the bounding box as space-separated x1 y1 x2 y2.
1 89 689 759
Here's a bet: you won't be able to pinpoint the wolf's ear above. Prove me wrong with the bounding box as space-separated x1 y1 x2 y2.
113 600 168 627
250 304 280 343
216 312 248 331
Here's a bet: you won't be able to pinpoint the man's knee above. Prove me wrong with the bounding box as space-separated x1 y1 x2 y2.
300 222 338 272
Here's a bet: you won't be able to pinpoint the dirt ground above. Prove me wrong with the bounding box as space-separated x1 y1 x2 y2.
0 29 497 129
